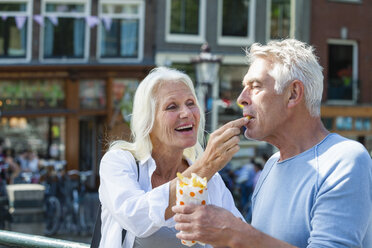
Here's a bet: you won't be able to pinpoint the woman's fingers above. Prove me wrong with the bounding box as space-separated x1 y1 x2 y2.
212 117 248 137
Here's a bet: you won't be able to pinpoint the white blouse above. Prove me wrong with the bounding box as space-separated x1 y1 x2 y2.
98 149 243 248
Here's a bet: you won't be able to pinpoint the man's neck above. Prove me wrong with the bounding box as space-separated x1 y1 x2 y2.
271 117 330 161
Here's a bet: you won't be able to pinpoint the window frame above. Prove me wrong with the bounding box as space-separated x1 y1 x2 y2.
326 39 358 105
217 0 256 46
97 0 145 63
165 0 206 44
39 0 90 63
0 0 33 63
328 0 362 3
266 0 294 41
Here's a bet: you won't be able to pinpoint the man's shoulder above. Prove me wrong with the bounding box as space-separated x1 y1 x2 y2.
319 133 369 158
317 133 371 177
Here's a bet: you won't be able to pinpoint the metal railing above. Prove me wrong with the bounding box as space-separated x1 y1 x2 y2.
0 230 90 248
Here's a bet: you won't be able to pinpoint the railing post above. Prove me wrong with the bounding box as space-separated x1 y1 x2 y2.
0 230 90 248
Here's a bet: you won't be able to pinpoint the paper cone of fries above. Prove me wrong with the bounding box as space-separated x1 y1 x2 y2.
176 172 208 247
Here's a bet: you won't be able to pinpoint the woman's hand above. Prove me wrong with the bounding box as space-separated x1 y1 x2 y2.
198 117 248 179
166 117 248 220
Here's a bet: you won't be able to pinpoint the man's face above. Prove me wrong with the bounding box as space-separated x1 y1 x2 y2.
237 57 289 143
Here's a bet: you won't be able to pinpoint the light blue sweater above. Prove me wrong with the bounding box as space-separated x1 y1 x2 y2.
251 133 372 248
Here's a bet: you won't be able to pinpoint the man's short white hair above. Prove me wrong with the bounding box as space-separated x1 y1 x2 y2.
246 39 324 117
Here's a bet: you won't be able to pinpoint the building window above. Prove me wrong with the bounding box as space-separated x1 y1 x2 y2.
267 0 291 40
217 0 255 46
112 79 139 123
328 0 362 3
166 0 206 43
355 118 371 131
327 39 358 103
41 0 89 61
79 80 106 109
0 0 32 61
98 0 144 61
0 117 66 160
0 79 65 112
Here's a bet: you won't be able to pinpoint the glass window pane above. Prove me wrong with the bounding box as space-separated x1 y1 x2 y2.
43 18 85 58
355 118 371 131
79 80 106 109
0 117 66 160
102 4 139 14
170 0 199 35
0 79 65 111
335 116 352 131
270 0 291 40
222 0 249 37
328 44 354 101
112 79 139 123
100 19 139 58
0 3 27 12
46 3 84 13
0 17 27 58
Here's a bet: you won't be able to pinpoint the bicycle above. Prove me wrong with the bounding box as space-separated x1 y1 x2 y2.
65 169 97 236
41 163 98 236
0 158 11 229
39 159 66 236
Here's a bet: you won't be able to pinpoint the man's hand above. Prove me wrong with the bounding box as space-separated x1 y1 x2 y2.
173 204 297 248
172 204 242 247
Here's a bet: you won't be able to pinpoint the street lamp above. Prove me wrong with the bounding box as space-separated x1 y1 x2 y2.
191 43 222 133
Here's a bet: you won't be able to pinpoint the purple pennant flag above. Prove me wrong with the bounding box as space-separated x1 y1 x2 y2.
47 16 58 26
1 14 7 21
15 16 27 30
33 15 44 26
86 16 100 28
102 16 112 31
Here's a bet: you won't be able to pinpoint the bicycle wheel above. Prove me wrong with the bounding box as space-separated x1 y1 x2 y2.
44 196 61 236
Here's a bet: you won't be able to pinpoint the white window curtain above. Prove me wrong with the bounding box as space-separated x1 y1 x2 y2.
73 18 84 57
120 20 137 57
44 20 54 56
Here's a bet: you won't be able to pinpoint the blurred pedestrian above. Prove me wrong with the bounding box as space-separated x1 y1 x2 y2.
17 148 40 173
2 148 20 184
252 160 263 189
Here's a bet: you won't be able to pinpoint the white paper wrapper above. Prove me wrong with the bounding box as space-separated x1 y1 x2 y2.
176 173 208 247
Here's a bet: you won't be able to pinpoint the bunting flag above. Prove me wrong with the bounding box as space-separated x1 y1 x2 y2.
2 14 116 29
15 16 27 30
86 16 100 28
33 15 44 26
102 16 112 31
47 16 58 26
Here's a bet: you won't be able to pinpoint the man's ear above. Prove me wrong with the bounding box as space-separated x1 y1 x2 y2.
287 80 304 108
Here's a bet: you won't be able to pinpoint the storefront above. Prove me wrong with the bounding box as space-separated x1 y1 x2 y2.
321 105 372 155
0 65 152 187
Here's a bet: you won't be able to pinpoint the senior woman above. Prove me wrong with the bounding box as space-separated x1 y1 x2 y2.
98 67 248 248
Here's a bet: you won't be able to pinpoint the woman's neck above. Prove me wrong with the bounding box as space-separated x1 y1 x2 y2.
151 149 188 187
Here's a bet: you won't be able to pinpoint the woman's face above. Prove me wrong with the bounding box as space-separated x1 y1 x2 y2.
150 81 200 152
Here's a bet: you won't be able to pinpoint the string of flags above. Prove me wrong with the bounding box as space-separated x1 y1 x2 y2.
1 15 113 30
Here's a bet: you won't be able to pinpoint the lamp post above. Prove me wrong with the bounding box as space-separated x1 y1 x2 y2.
191 43 222 133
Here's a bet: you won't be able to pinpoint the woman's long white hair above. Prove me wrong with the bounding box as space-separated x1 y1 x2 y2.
110 67 205 162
